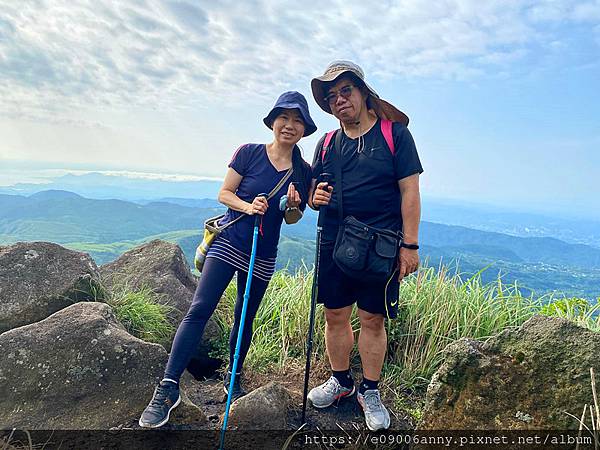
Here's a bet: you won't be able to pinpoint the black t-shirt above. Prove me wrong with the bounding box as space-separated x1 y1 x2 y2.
311 120 423 242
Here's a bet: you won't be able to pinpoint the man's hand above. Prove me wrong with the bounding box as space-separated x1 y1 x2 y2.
398 247 419 281
312 181 333 207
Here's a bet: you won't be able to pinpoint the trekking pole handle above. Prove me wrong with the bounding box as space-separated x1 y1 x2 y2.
254 193 268 227
316 173 332 228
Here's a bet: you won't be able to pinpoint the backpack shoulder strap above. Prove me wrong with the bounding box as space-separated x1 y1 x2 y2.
380 119 395 155
322 122 394 159
321 130 337 162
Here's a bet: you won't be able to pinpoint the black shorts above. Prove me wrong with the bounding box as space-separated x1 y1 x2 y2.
316 241 400 319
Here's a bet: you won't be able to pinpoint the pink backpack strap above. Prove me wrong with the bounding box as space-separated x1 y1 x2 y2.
380 119 395 155
321 130 337 162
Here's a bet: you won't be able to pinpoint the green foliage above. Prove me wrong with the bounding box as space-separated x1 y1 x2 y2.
212 263 600 413
384 266 540 389
213 269 337 372
540 296 600 331
3 192 600 298
392 394 424 424
105 284 175 346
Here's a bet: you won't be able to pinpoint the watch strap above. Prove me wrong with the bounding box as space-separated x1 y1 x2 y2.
401 242 419 250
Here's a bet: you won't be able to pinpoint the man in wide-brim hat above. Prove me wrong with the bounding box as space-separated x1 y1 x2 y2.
307 60 423 431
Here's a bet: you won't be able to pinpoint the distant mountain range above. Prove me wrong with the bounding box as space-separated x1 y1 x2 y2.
1 190 599 300
0 172 223 202
2 172 599 248
423 199 600 249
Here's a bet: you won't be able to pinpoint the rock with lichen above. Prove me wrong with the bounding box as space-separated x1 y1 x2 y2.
418 315 600 430
0 242 101 334
0 302 167 429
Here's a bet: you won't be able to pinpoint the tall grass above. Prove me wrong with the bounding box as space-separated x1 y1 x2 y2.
539 297 600 332
215 270 356 372
384 266 540 389
211 264 599 396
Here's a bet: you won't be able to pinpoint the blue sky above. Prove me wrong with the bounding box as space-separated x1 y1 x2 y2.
1 0 599 218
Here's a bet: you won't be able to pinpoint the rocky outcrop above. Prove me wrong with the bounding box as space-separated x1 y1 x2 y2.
99 240 221 359
0 302 167 429
418 315 600 430
99 240 196 318
227 382 292 429
0 242 101 334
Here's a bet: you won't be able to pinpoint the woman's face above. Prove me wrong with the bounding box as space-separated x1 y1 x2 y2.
272 109 305 145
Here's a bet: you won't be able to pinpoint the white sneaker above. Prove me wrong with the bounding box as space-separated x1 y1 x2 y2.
357 389 391 431
307 376 355 408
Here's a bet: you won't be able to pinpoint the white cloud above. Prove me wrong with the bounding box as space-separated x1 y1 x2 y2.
0 0 598 124
0 166 221 186
527 1 571 22
572 1 600 22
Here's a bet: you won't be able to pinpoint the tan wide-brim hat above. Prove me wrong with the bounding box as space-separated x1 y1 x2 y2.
311 60 409 126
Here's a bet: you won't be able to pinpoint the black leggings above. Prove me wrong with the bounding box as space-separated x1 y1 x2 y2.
164 256 269 382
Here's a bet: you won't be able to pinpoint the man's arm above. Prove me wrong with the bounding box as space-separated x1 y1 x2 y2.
398 173 421 280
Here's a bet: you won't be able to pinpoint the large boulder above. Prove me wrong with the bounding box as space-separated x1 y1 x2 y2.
0 242 101 334
99 240 221 360
0 302 168 429
227 382 292 429
418 315 600 430
99 240 196 318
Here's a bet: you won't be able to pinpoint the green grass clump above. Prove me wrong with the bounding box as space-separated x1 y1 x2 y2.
211 263 599 411
540 296 600 331
215 269 338 372
384 266 540 389
105 285 175 346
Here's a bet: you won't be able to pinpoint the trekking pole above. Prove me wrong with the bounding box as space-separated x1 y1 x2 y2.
301 173 332 424
220 194 266 450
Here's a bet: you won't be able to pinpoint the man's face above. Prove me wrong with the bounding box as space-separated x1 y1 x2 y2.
325 77 365 122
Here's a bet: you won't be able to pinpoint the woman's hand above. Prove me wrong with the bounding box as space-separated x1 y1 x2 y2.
286 183 301 208
284 183 303 224
312 182 333 207
246 196 269 215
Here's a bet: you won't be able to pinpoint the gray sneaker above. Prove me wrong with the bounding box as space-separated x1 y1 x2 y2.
308 376 355 408
139 380 181 428
357 389 391 431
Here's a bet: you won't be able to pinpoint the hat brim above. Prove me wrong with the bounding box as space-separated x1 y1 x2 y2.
311 70 409 126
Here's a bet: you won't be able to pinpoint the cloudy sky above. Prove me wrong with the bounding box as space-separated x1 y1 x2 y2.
1 0 599 216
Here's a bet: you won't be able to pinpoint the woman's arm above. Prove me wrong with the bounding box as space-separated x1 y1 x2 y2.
218 168 268 215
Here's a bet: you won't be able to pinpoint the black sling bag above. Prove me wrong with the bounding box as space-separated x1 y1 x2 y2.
330 130 401 282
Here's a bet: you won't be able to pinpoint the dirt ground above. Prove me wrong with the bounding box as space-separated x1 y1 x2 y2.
1 362 422 450
118 360 419 433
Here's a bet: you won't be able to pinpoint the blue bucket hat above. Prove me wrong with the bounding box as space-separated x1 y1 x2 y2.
263 91 317 137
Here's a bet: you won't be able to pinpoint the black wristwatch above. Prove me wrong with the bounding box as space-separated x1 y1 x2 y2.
400 242 419 250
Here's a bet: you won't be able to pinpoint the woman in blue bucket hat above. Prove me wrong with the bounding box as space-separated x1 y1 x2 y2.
139 91 316 428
